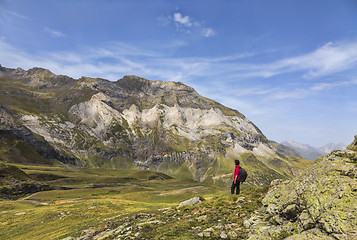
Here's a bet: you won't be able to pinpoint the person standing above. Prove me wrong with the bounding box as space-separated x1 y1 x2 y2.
231 159 241 195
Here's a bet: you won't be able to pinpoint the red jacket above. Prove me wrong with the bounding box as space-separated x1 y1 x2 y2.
234 165 241 181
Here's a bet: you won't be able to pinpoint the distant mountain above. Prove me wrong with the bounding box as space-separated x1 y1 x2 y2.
281 140 346 160
319 142 346 154
269 141 302 158
0 65 313 186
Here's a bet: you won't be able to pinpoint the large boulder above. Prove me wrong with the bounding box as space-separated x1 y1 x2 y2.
178 197 203 208
247 142 357 240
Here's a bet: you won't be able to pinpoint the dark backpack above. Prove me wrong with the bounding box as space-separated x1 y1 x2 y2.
238 167 248 182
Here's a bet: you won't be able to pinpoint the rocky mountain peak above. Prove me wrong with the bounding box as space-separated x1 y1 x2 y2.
26 67 55 77
14 67 57 83
117 75 196 94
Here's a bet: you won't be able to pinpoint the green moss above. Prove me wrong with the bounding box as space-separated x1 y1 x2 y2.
149 128 160 145
175 163 194 179
169 144 188 152
133 126 144 138
221 109 240 117
121 117 130 129
271 230 292 240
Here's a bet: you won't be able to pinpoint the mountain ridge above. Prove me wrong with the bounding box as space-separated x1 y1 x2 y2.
282 140 346 160
0 65 312 186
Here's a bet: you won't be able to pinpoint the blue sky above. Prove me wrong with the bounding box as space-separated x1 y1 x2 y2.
1 0 357 147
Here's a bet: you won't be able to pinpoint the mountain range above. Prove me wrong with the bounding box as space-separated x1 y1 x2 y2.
281 140 346 160
0 65 313 186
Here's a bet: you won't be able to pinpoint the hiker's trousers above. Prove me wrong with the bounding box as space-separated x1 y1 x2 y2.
231 181 240 195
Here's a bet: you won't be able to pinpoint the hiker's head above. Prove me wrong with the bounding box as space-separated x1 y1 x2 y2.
235 160 240 165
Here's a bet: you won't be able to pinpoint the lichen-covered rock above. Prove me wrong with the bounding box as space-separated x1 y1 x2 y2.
220 231 228 239
284 228 336 240
248 146 357 240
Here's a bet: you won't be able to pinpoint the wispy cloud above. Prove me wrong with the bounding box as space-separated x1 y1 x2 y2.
239 41 357 79
201 28 215 38
231 87 274 97
4 10 28 20
157 16 171 26
310 79 357 91
91 41 161 58
44 27 66 38
268 79 357 100
0 7 29 24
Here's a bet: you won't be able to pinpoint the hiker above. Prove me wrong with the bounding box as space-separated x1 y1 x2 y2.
231 159 241 195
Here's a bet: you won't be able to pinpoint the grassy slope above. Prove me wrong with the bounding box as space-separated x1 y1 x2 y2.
0 164 224 240
0 134 52 165
48 185 269 240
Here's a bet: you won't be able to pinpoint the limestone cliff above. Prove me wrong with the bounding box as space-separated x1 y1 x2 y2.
0 66 312 185
246 141 357 239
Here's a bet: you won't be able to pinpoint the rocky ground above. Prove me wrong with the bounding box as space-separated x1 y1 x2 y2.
246 136 357 240
60 186 268 240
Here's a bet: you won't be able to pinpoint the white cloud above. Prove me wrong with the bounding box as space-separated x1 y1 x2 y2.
173 13 192 27
169 12 216 38
44 27 66 38
202 28 215 37
268 79 357 100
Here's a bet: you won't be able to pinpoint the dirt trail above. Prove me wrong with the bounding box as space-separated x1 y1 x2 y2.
22 192 49 205
22 193 82 205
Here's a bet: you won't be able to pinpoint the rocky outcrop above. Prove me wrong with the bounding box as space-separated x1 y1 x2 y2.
247 144 357 239
0 106 78 165
347 135 357 151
